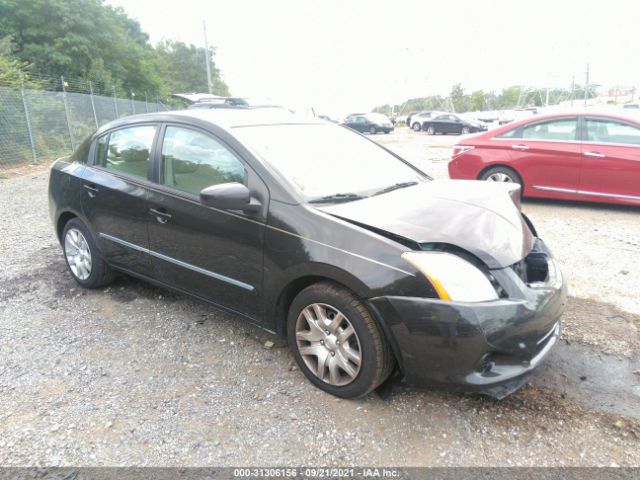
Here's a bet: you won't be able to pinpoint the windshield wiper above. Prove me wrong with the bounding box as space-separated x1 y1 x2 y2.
372 181 418 197
309 193 366 204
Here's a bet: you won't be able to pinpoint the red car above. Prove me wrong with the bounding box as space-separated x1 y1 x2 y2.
448 112 640 206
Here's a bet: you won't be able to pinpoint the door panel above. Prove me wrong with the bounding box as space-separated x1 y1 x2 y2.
580 117 640 200
80 125 158 276
506 117 581 194
147 125 267 321
434 115 455 134
147 191 266 319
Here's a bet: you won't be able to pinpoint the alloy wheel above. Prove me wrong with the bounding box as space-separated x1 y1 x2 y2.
295 303 362 386
64 228 92 280
486 172 514 182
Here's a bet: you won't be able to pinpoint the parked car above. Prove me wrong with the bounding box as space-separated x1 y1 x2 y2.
49 108 565 399
448 111 640 206
188 97 249 109
409 111 441 131
476 111 500 124
405 111 420 128
342 112 394 134
421 113 488 135
171 94 250 109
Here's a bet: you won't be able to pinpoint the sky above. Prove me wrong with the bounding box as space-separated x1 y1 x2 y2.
108 0 640 117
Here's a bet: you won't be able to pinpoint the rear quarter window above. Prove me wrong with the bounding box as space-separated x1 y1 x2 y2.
70 133 96 163
495 128 519 139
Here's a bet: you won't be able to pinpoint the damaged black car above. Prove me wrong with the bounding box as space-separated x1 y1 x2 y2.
48 108 567 399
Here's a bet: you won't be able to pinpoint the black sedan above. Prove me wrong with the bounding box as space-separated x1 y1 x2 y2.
342 113 394 134
422 113 488 135
49 109 565 399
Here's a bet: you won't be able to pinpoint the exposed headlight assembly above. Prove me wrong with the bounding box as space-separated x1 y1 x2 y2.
402 251 499 302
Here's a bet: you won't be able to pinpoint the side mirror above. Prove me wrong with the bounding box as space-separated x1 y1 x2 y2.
200 182 262 213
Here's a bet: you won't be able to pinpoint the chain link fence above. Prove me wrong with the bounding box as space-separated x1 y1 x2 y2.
0 74 172 168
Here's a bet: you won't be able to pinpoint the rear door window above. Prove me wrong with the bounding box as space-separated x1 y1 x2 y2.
521 118 577 141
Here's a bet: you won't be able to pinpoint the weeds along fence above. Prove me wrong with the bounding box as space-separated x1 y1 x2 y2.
0 73 172 167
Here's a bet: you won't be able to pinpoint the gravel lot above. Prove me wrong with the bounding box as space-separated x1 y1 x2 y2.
1 130 639 467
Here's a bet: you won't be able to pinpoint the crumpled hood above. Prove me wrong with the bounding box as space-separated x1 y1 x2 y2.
319 180 535 269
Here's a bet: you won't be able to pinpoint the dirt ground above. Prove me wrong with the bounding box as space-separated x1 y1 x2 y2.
0 129 639 467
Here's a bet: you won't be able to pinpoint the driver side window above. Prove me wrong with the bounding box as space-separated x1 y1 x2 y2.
161 126 246 196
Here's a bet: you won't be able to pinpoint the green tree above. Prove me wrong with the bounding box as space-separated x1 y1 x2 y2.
469 90 485 111
449 83 469 113
0 36 39 87
373 104 392 116
495 85 522 109
156 40 229 96
0 0 227 97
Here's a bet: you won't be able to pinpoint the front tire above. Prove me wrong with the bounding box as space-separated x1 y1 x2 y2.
412 122 421 131
287 282 395 398
62 218 115 288
426 125 435 135
461 126 470 134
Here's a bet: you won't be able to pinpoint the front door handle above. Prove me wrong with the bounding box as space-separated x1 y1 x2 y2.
584 151 605 158
512 144 529 151
149 208 172 224
83 184 99 198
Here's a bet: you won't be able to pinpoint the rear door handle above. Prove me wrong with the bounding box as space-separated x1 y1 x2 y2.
584 151 605 158
512 144 529 150
83 184 99 197
149 207 172 224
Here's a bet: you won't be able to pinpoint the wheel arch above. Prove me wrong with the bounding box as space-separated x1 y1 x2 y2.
477 163 524 187
271 269 405 374
271 267 372 336
56 211 78 243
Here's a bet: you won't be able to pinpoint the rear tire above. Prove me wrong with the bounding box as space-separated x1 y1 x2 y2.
62 218 116 289
287 282 395 398
369 126 377 135
480 166 523 188
461 126 470 134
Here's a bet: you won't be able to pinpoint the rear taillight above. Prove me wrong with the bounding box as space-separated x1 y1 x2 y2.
452 145 474 157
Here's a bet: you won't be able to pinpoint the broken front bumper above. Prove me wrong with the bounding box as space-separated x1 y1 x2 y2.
367 240 567 398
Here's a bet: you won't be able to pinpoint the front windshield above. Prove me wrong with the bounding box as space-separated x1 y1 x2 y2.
233 123 427 202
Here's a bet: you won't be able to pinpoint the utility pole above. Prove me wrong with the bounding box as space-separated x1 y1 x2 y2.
545 87 550 107
570 75 575 106
203 20 213 94
584 63 590 107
